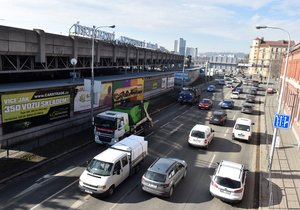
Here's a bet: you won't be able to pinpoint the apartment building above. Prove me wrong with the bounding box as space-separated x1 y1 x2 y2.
248 37 293 77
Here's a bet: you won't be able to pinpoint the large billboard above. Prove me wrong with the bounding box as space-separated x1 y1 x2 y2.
113 78 144 105
1 89 70 134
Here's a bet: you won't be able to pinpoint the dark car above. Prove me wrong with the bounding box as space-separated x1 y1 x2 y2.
218 79 225 85
235 87 243 94
199 98 213 110
209 111 227 126
267 87 276 94
207 85 216 92
241 103 254 114
245 94 256 103
220 99 234 109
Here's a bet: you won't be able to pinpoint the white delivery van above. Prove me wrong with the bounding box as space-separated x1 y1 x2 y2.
79 135 147 196
232 118 254 141
188 124 214 148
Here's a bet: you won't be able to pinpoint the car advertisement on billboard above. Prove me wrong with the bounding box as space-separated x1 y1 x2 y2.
1 89 70 134
113 78 144 105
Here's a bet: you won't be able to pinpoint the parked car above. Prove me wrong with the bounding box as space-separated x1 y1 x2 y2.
141 157 187 197
188 124 215 148
210 160 248 203
209 111 227 126
231 91 240 99
207 85 216 92
267 87 276 94
235 87 243 94
220 99 234 109
218 79 225 85
245 94 255 103
241 103 254 114
198 98 213 110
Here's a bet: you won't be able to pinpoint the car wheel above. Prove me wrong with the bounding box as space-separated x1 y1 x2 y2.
107 185 115 196
232 135 235 140
168 186 174 197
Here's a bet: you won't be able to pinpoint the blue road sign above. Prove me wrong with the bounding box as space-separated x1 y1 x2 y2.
175 72 189 80
273 114 290 129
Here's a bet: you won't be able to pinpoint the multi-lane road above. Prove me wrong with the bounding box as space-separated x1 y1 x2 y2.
0 79 262 210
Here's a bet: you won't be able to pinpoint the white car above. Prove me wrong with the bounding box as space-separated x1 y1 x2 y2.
210 160 248 203
230 91 240 99
188 124 214 148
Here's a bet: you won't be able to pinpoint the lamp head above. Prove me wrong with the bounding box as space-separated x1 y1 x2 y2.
256 25 267 29
110 25 116 28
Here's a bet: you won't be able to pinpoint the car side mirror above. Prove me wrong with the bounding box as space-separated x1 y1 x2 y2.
211 129 215 132
252 123 255 125
216 162 220 165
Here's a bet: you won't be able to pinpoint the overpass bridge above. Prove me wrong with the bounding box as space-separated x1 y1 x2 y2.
0 25 183 83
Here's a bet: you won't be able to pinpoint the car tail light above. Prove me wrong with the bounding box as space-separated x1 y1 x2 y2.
162 183 170 188
234 188 243 193
99 185 106 189
205 140 207 144
211 181 218 188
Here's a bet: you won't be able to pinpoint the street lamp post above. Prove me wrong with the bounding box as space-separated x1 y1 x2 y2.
182 57 185 87
91 25 115 125
255 25 291 170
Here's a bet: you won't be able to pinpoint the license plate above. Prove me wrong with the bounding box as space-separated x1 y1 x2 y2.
85 190 93 194
148 183 157 188
220 189 231 194
238 133 244 137
213 119 219 121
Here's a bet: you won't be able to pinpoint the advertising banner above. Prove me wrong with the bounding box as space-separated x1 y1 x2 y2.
74 83 101 112
113 78 144 105
1 89 70 134
167 77 175 88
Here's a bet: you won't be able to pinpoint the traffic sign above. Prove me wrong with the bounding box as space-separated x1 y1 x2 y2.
175 72 188 80
273 114 290 129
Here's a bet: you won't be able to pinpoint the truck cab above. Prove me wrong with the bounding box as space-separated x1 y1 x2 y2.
94 111 128 145
178 87 200 105
79 149 130 196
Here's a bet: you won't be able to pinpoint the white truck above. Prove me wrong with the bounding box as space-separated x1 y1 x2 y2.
79 135 148 196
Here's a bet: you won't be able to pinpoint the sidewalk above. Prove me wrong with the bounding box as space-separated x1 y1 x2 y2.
260 93 300 209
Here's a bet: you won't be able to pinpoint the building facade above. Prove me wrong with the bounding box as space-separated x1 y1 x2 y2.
248 37 293 77
179 38 186 56
278 43 300 144
209 55 238 73
186 47 195 58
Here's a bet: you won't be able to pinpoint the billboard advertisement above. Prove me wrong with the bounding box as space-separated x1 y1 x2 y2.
1 89 70 134
113 78 144 105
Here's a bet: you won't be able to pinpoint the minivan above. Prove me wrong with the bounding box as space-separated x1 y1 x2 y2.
232 118 254 141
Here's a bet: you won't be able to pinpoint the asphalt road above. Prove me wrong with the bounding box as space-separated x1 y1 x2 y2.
0 79 262 210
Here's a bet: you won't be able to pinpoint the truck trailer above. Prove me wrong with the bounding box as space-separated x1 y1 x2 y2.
79 135 148 196
94 100 152 145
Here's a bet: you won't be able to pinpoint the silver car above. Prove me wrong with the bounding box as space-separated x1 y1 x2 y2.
141 158 187 197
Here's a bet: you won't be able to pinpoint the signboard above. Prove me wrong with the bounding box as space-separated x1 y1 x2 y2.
1 89 70 134
273 114 290 129
175 72 188 80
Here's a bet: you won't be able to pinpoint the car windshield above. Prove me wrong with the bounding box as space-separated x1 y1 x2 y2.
94 116 117 129
144 170 166 182
243 105 252 109
191 130 205 138
235 124 250 131
87 159 113 176
202 99 210 104
180 90 192 95
223 101 231 104
215 176 241 189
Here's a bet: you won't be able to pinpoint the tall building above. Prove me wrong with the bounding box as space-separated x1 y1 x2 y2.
174 40 178 53
186 47 195 58
179 38 186 56
248 37 294 77
209 55 238 72
195 48 198 59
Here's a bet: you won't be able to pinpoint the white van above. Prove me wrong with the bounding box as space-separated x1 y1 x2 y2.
188 124 214 148
232 118 254 141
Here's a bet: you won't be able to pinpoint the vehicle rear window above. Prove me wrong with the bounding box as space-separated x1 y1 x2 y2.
215 176 241 189
144 171 166 182
191 130 205 138
235 124 250 131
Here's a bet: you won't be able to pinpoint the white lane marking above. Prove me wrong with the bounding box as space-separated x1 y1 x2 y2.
69 195 90 210
160 122 169 128
170 124 183 134
30 179 78 210
145 131 154 138
153 120 159 124
224 128 229 137
209 154 216 168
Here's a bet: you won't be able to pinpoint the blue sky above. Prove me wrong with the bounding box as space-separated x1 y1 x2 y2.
0 0 299 53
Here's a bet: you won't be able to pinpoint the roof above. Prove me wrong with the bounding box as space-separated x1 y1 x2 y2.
93 148 126 163
217 160 244 181
150 158 176 174
236 118 252 125
192 124 211 131
0 71 174 93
